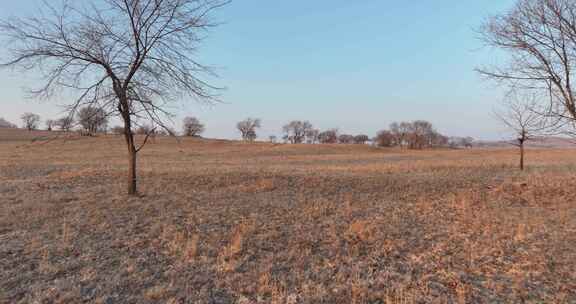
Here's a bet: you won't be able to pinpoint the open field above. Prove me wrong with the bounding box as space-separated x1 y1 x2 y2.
1 129 576 303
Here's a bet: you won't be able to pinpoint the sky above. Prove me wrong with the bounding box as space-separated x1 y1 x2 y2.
0 0 517 140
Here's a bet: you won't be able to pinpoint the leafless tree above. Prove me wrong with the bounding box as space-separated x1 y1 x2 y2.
375 130 395 147
56 116 74 132
381 121 449 149
45 119 55 131
21 113 40 131
0 118 17 128
429 132 449 148
237 118 261 142
338 134 355 144
0 0 228 194
305 128 320 144
477 0 576 134
389 122 411 148
183 116 205 137
283 120 313 144
406 120 435 149
78 106 108 136
496 95 549 170
245 130 257 142
354 134 370 144
318 129 338 144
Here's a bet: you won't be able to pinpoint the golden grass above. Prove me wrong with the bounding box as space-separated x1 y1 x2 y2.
1 129 576 303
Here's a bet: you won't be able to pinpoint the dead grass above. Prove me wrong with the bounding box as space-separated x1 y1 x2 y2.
1 129 576 303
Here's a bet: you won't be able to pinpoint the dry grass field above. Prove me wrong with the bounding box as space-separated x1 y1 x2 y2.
1 128 576 303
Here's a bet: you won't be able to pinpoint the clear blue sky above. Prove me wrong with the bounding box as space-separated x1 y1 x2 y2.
0 0 515 140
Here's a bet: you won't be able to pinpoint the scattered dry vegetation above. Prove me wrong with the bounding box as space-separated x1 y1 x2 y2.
1 129 575 303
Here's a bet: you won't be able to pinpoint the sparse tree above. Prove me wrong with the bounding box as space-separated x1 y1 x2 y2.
21 113 40 131
45 119 55 131
429 132 449 147
56 116 74 132
78 107 108 136
283 120 313 144
406 120 435 149
0 0 228 194
305 128 320 144
318 129 338 144
384 121 448 149
390 122 411 148
237 118 261 142
183 116 205 137
338 134 355 144
496 95 548 170
0 118 16 128
245 130 257 142
354 134 370 144
375 130 395 147
477 0 576 136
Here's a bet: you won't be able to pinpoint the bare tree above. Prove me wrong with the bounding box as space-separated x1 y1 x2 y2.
0 0 228 194
21 113 40 131
183 116 205 137
245 130 257 142
283 120 313 144
389 122 411 148
56 116 74 132
338 134 355 144
305 128 320 144
477 0 576 133
375 130 395 147
354 134 370 144
45 119 55 131
318 129 338 144
237 118 261 142
429 132 449 148
380 121 448 149
406 120 435 149
496 95 548 170
0 118 17 128
78 107 108 136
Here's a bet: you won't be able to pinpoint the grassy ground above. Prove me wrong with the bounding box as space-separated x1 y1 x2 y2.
1 129 576 303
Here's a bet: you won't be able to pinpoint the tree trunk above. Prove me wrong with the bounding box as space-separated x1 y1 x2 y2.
120 98 138 195
124 128 137 195
519 141 525 171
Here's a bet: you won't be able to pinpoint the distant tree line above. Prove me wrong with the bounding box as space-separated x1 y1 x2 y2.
7 111 474 149
8 108 108 136
375 121 473 149
233 118 472 149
